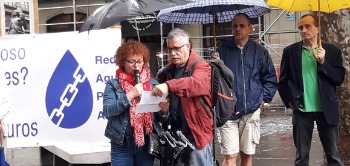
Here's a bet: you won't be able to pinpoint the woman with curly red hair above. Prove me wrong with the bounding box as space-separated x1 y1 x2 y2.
103 40 167 166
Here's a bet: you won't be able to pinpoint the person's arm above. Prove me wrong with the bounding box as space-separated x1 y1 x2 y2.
103 80 131 119
150 77 169 122
167 60 211 97
154 99 170 123
317 44 345 86
278 47 292 108
260 49 278 103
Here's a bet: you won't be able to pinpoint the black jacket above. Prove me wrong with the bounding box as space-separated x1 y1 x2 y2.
278 41 345 125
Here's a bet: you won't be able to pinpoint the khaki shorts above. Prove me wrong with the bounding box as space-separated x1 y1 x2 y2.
219 109 261 155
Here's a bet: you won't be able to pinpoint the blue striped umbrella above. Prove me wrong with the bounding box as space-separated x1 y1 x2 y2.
157 0 270 49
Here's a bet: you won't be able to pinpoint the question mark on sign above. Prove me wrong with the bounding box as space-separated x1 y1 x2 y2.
20 67 28 84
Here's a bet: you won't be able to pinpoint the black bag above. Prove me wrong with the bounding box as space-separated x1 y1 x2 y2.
148 132 164 159
187 57 237 127
148 120 166 159
160 130 192 166
148 129 189 165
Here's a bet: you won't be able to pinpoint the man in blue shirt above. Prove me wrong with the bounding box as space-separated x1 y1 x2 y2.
215 13 278 166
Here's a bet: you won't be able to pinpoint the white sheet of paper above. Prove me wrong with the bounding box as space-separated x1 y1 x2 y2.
136 91 167 113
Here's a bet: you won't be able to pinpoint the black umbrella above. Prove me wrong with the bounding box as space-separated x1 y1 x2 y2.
79 0 194 33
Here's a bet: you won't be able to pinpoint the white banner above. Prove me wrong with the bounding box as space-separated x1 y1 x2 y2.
0 29 121 148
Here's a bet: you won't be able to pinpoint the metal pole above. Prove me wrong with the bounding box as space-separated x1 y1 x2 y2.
212 6 216 51
318 0 321 47
86 0 90 17
260 40 282 57
134 18 140 42
160 22 164 68
73 0 76 31
258 16 262 44
260 10 285 39
53 154 56 166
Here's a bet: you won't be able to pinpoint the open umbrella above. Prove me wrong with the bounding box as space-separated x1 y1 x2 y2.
157 0 271 50
79 0 194 33
267 0 350 47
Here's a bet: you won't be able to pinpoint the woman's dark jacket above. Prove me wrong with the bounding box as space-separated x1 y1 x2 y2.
103 78 161 145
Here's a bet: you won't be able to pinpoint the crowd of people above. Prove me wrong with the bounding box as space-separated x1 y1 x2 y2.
101 13 345 166
1 13 345 166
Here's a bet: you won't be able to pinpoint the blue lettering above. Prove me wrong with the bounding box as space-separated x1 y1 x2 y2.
98 111 105 120
0 48 26 61
95 56 114 64
5 72 11 85
0 49 8 60
97 92 103 101
22 123 30 137
10 48 16 60
95 56 102 64
6 122 39 138
96 74 103 82
12 72 20 85
9 124 21 137
18 48 25 59
96 74 115 83
16 123 20 137
5 67 29 86
31 122 38 136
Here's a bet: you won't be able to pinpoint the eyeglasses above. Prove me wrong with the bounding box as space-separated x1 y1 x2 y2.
125 59 144 65
167 43 188 53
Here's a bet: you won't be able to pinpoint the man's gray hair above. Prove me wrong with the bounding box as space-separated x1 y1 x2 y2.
167 28 190 43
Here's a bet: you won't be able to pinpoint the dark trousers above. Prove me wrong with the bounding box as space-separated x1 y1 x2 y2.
292 110 342 166
110 139 154 166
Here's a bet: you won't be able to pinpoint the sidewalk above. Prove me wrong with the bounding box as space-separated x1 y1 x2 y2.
154 109 323 166
7 110 324 166
253 110 323 166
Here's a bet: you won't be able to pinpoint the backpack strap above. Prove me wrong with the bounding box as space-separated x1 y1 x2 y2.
186 57 212 117
187 57 204 76
187 57 220 166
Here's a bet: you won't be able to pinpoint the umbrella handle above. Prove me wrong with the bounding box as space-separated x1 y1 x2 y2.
318 29 321 48
318 0 322 48
212 6 217 52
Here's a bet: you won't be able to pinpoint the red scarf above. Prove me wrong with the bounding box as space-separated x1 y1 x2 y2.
116 66 153 146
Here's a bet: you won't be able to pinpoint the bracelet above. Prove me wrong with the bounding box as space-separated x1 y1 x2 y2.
160 110 169 117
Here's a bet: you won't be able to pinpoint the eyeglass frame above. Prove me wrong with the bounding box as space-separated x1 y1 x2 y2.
125 59 144 65
166 43 188 53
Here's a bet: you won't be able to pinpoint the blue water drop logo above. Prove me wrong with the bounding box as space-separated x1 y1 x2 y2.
45 50 93 129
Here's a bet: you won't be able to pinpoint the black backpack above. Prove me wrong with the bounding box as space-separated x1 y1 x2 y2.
187 57 237 128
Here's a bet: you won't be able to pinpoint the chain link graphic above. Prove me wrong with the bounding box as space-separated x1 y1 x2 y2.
49 66 86 126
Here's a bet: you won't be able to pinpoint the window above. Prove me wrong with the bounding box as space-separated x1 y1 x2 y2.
46 12 86 33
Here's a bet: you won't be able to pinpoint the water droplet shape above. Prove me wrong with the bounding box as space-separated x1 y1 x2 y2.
46 50 93 129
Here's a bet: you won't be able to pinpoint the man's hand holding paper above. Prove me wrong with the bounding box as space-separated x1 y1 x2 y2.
136 91 167 113
152 83 169 97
